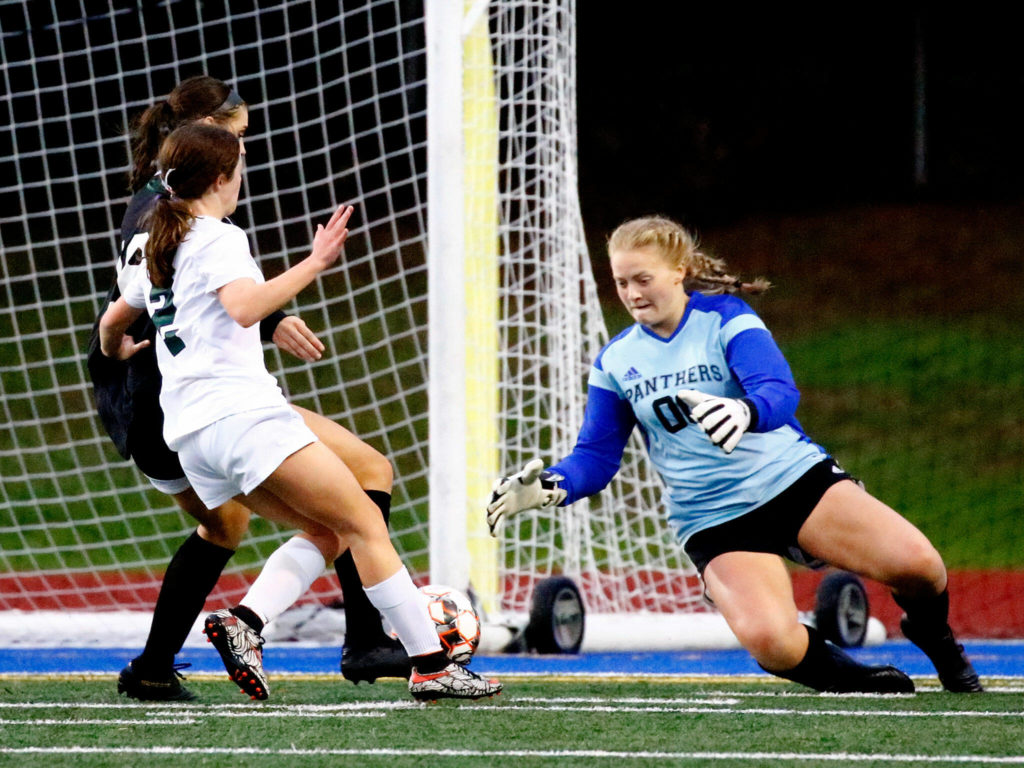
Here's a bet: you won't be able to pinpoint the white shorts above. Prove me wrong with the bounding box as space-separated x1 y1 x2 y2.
176 405 317 509
146 473 191 496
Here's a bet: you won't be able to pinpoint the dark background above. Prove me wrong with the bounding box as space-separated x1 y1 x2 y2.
575 8 1024 236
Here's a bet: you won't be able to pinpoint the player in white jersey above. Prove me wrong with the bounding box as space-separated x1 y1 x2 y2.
488 215 981 694
86 76 408 700
99 123 501 702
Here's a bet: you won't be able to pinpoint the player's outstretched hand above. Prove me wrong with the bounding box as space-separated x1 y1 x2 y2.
106 334 150 361
272 315 325 362
486 458 566 536
676 389 751 454
309 204 354 271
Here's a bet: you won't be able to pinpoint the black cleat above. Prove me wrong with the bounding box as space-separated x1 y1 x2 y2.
341 636 412 684
117 660 196 701
901 615 984 692
826 664 916 694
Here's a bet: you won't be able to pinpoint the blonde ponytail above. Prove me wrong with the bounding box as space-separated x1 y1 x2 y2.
607 215 770 295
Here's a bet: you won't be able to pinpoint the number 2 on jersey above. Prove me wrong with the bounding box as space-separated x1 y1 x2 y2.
149 286 185 355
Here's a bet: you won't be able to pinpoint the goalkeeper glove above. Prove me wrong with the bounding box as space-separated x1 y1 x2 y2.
676 389 753 454
486 458 566 537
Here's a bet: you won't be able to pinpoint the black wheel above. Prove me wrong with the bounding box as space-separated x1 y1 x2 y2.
524 576 585 654
815 571 870 648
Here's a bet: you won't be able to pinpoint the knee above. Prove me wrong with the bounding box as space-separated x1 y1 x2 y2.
199 502 251 550
306 531 344 563
176 490 250 550
731 616 806 670
364 451 393 493
886 538 947 595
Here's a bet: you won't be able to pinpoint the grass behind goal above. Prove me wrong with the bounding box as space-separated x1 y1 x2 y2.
2 676 1024 767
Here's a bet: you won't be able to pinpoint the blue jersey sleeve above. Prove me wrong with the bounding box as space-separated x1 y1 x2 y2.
549 383 636 505
725 327 800 432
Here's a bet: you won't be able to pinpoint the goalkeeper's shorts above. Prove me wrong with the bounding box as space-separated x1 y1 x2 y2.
683 458 852 576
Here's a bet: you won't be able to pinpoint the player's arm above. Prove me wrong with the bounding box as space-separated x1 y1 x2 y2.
724 327 800 431
676 327 800 453
98 296 149 360
218 204 353 328
487 385 635 536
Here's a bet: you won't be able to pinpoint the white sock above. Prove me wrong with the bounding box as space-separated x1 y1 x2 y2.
239 536 326 626
363 567 442 657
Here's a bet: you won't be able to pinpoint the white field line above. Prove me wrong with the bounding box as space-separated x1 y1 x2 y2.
480 704 1024 718
0 718 191 725
2 746 1024 763
2 697 1023 720
0 700 419 711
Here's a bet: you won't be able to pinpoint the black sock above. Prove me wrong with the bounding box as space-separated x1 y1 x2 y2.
411 650 449 674
336 490 393 647
137 531 234 673
229 604 265 635
762 625 870 692
894 588 951 633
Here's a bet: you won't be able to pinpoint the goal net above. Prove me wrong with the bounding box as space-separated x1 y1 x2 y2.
0 0 716 650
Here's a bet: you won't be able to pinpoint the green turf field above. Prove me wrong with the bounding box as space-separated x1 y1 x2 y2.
2 674 1023 767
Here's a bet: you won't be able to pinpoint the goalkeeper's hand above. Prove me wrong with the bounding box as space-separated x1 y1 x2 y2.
676 389 752 454
486 459 566 536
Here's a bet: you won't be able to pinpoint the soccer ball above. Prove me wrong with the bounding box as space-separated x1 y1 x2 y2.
383 584 481 664
382 584 482 664
421 584 481 665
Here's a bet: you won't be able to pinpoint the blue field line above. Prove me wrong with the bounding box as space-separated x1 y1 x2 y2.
2 640 1023 677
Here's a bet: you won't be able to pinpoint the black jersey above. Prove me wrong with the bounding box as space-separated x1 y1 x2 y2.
86 177 164 460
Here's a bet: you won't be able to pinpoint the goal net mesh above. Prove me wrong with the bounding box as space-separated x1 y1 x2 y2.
0 0 706 643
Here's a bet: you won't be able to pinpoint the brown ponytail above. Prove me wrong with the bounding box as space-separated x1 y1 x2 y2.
145 123 242 288
607 215 771 296
127 75 245 192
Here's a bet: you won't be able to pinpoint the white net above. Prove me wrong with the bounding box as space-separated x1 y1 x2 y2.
0 0 708 645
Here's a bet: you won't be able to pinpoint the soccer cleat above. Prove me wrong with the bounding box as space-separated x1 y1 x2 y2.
826 664 916 694
203 609 270 700
341 636 412 684
117 660 196 701
408 662 502 702
901 615 984 692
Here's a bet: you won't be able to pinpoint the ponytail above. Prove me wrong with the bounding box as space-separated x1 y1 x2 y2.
144 122 242 288
145 197 193 288
607 215 770 296
128 101 176 192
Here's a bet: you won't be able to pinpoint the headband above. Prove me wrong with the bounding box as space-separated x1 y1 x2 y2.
218 89 244 112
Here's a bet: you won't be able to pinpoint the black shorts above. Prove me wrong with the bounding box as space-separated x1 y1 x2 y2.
87 316 184 483
683 458 852 575
124 387 185 482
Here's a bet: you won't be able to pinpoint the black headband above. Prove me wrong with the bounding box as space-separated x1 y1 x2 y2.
218 89 244 111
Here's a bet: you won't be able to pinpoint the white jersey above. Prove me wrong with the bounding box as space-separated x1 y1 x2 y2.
121 216 288 449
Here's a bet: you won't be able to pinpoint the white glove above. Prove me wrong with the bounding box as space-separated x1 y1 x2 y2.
676 389 752 454
486 459 566 536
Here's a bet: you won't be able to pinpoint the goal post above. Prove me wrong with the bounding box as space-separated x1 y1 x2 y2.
0 0 726 651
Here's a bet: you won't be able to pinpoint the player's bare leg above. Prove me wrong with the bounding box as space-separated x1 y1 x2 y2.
292 406 410 682
798 480 981 691
704 551 913 693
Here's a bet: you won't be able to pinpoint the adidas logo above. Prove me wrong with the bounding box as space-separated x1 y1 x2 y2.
623 367 642 381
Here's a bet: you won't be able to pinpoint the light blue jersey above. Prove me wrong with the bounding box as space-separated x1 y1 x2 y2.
550 292 826 546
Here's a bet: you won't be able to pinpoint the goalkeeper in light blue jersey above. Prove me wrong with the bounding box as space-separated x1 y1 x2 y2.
487 215 982 694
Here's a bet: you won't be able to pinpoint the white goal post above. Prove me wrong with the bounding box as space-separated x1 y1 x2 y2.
0 0 728 650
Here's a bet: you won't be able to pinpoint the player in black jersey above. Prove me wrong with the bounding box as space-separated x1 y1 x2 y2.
87 76 407 700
